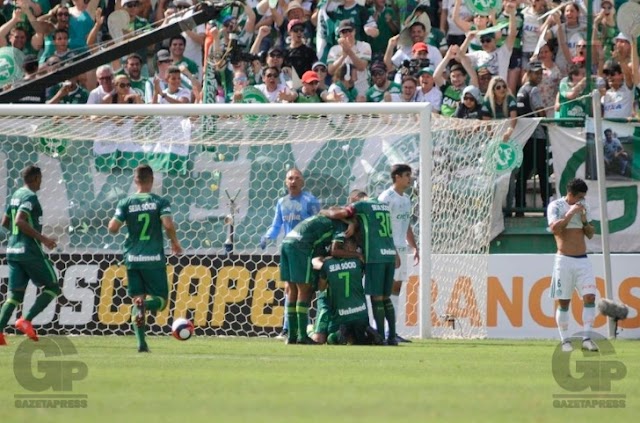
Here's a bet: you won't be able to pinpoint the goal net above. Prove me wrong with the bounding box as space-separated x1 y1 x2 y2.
0 104 508 339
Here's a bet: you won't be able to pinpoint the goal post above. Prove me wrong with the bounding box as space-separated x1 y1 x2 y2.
0 103 507 339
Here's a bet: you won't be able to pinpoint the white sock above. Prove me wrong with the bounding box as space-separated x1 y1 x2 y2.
582 304 596 339
556 307 570 342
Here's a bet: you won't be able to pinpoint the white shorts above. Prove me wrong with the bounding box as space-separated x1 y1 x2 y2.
393 246 408 283
549 254 597 300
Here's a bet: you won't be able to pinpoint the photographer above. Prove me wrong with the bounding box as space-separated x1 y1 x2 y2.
392 41 430 84
46 75 88 104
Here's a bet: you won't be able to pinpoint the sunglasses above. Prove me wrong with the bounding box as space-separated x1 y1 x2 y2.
265 73 278 78
57 12 70 17
371 70 386 76
291 27 304 33
494 84 507 90
233 76 248 83
124 2 140 8
118 82 131 88
463 96 476 101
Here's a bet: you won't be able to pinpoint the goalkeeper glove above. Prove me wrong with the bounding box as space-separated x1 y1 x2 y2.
259 236 267 250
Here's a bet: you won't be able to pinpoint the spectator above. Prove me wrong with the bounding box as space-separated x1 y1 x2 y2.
441 0 472 46
312 61 330 90
389 41 429 85
254 66 293 103
603 128 630 177
548 2 586 74
68 0 99 56
386 16 443 75
459 2 517 83
293 70 339 103
39 28 74 65
146 49 196 102
555 63 587 118
593 0 617 64
365 61 400 103
117 0 151 75
0 8 39 56
263 0 313 51
481 76 517 141
452 0 496 53
385 75 418 102
601 59 635 119
328 63 362 102
327 19 372 98
152 65 191 104
166 0 206 76
415 66 442 112
476 65 493 96
367 0 399 62
515 61 549 214
454 85 483 119
434 46 476 117
230 70 250 103
521 0 548 71
47 75 89 104
103 74 143 104
169 35 200 79
119 53 149 100
33 4 70 63
284 18 317 77
496 0 523 98
88 65 114 104
533 43 562 118
14 55 46 103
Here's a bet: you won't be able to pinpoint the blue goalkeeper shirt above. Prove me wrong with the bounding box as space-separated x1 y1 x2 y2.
264 191 321 241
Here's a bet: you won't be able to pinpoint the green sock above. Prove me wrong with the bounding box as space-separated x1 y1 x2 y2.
287 304 298 341
384 298 396 339
144 296 165 313
132 305 147 348
296 301 309 340
0 291 24 331
25 289 57 321
371 300 386 337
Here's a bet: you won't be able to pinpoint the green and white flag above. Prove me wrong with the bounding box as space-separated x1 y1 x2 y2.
0 47 24 87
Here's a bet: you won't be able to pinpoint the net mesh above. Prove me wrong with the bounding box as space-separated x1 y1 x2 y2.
0 106 507 338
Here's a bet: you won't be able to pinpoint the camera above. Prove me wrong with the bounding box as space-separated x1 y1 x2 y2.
401 58 430 77
227 33 261 65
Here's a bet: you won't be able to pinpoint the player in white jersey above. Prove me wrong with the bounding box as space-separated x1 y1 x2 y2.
377 164 419 343
547 178 598 353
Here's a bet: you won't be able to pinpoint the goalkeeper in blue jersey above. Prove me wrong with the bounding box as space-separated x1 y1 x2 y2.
260 168 320 338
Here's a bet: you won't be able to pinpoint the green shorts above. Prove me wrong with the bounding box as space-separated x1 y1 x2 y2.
280 242 313 284
8 259 58 291
126 267 169 300
314 291 330 335
364 262 395 297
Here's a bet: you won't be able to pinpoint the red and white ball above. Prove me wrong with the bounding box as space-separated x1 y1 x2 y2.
171 318 194 341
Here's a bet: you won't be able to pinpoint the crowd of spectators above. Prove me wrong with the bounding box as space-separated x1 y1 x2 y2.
0 0 636 117
2 0 638 213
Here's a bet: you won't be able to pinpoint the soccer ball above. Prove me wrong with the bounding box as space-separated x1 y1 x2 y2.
171 318 194 341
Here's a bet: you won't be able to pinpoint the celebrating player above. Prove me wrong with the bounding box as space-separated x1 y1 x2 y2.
378 164 419 343
0 165 59 345
280 213 356 344
547 178 598 352
108 165 182 353
321 190 400 345
312 238 382 345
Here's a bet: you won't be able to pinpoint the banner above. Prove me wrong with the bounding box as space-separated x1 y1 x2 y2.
547 122 640 252
0 253 637 339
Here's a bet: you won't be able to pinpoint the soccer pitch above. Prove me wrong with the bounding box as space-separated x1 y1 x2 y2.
1 336 637 423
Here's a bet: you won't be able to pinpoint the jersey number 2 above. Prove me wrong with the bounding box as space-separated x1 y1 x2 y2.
138 213 151 240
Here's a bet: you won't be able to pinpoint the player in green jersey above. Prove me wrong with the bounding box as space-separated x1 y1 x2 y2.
280 213 356 344
312 238 383 345
321 190 400 345
0 165 59 345
108 165 182 352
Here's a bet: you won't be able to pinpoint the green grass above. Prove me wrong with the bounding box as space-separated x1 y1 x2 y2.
1 336 638 423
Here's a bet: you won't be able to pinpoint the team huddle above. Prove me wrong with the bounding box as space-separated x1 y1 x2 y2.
275 164 419 346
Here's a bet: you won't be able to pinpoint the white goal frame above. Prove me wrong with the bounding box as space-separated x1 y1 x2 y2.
0 103 435 337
